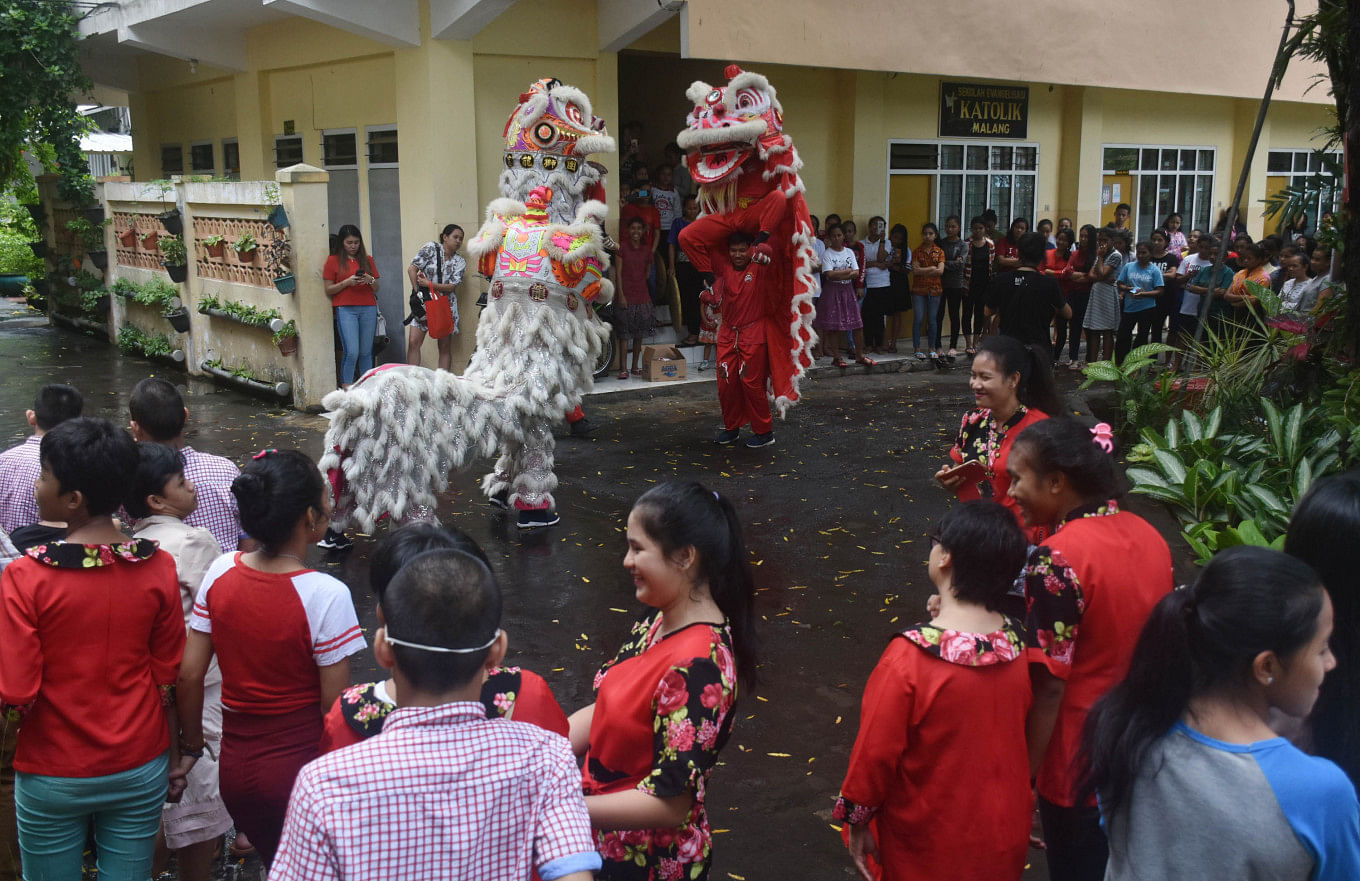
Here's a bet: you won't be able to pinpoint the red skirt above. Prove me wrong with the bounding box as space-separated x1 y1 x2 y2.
219 705 322 866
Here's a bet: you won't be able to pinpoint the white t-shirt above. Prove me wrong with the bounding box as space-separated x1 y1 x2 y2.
822 246 858 275
863 238 892 289
1177 253 1216 316
810 237 827 296
652 187 681 231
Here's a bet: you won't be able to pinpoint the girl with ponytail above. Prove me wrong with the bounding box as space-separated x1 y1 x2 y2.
1005 417 1173 880
569 481 756 880
936 333 1059 544
176 449 365 865
1082 547 1359 880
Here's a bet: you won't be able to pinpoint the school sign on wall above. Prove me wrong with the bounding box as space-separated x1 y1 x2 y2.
938 82 1029 139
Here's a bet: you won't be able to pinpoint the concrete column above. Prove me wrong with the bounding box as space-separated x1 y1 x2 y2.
277 164 336 408
393 18 480 369
1073 88 1106 229
1231 98 1271 239
850 71 887 225
126 91 158 182
234 71 273 182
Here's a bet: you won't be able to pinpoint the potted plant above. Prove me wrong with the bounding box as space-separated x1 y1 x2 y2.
117 226 138 249
232 231 258 264
164 304 192 333
24 204 43 226
203 234 227 259
158 235 189 283
265 236 294 294
139 230 160 252
111 278 139 299
268 205 289 228
67 217 111 269
79 287 109 316
272 319 298 356
80 205 105 226
158 207 183 237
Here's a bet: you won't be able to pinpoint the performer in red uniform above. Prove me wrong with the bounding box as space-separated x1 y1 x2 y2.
702 231 778 448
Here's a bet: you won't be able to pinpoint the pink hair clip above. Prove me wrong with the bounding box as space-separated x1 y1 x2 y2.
252 448 278 460
1090 423 1115 454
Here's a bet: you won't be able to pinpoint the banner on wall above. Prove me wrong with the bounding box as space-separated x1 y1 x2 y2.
938 82 1029 139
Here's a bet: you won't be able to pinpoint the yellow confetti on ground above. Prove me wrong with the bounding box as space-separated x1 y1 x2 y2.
767 752 791 757
608 607 627 613
581 577 590 583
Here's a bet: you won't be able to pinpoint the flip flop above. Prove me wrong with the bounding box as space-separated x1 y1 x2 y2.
617 370 629 380
856 356 877 367
833 357 850 368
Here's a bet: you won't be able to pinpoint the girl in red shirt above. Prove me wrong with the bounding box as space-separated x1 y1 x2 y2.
320 522 568 752
994 217 1028 272
0 418 185 880
614 217 659 379
177 450 365 866
569 482 757 880
323 224 381 387
835 501 1032 881
1004 418 1173 880
936 335 1058 552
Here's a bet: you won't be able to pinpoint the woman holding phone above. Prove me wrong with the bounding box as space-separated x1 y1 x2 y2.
323 224 381 387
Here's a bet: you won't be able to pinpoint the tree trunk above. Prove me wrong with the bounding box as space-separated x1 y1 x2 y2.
1346 0 1360 357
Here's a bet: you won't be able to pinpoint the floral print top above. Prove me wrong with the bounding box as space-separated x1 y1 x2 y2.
951 406 1050 543
25 539 158 569
1022 499 1120 671
583 613 738 881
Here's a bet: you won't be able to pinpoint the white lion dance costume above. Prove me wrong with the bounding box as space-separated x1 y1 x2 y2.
319 78 614 531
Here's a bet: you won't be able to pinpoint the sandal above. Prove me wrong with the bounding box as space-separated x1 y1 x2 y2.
630 367 642 375
618 370 629 380
833 357 850 368
855 355 877 367
965 347 977 356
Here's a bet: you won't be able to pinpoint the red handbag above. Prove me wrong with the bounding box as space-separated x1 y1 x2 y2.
425 294 454 339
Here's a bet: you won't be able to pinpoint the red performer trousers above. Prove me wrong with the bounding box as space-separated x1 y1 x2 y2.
718 321 773 435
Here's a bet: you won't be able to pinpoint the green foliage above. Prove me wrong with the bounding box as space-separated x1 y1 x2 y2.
264 235 291 277
157 235 187 265
0 199 43 276
203 358 263 382
1126 402 1343 564
78 286 107 316
65 217 109 251
1186 282 1306 418
1319 367 1360 463
1079 343 1179 437
198 296 280 327
203 234 226 247
129 277 179 312
73 271 102 291
232 232 257 252
118 326 173 358
272 319 297 343
110 277 139 298
0 3 95 206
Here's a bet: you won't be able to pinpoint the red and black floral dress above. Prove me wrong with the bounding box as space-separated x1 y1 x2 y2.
319 666 569 753
582 613 738 881
833 619 1033 880
950 405 1050 544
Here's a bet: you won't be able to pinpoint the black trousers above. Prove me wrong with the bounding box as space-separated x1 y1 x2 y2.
1115 308 1156 364
1055 289 1089 362
861 286 893 347
675 261 704 336
963 284 988 338
1037 795 1108 881
935 286 966 350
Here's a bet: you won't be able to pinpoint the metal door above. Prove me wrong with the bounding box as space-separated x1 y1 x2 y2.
366 125 403 362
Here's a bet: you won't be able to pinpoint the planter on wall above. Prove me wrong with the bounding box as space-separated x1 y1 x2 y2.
205 242 226 259
200 362 291 399
81 206 105 226
164 262 189 283
234 246 258 264
272 274 296 294
87 250 108 270
200 306 272 330
164 307 191 333
268 205 289 228
275 335 298 356
139 233 160 251
158 210 183 237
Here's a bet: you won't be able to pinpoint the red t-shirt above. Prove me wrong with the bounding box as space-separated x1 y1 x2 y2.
620 203 661 250
994 237 1020 267
324 254 380 308
1024 503 1173 806
835 624 1033 879
0 541 185 777
191 554 366 715
714 258 775 329
319 667 569 753
617 238 654 306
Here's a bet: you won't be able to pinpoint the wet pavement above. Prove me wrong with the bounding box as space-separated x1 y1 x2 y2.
0 316 1194 880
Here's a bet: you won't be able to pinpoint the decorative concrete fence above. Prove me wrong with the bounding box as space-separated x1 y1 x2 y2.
36 165 335 410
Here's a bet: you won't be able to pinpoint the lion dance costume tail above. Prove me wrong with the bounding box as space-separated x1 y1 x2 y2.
319 78 614 532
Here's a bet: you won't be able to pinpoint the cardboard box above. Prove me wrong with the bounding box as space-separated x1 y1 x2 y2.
641 344 688 382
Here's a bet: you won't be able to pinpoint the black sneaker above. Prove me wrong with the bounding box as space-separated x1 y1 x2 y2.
316 528 353 551
745 432 775 448
488 489 510 510
715 428 741 445
517 508 561 529
569 418 597 438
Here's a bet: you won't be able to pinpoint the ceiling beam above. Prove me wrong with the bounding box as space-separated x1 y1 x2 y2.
430 0 516 41
117 22 248 72
262 0 420 48
597 0 679 53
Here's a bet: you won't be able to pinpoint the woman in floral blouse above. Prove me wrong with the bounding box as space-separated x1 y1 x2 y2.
1004 418 1173 880
405 223 466 371
935 334 1059 547
569 482 758 880
835 502 1032 881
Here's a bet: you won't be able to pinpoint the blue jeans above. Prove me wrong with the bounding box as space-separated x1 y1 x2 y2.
912 294 941 350
16 752 167 880
335 305 378 383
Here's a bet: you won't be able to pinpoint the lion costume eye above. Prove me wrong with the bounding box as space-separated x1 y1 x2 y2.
706 89 723 106
735 88 764 111
532 122 558 146
564 103 585 126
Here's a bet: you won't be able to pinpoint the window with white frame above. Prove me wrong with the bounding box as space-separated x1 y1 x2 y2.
365 125 399 167
1102 145 1215 241
322 130 358 168
189 141 214 174
889 140 1038 229
1266 149 1341 232
274 134 304 169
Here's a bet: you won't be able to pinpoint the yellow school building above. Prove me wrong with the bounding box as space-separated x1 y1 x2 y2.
76 0 1336 367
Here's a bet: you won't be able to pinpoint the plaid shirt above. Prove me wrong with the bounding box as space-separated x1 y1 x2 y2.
0 436 41 534
180 447 242 552
272 702 601 881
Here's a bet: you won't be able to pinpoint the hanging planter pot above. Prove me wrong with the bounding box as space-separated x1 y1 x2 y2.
81 206 106 226
205 241 226 259
25 205 43 225
87 250 108 270
234 246 258 264
117 229 138 248
275 334 298 356
200 362 291 399
164 307 191 334
29 241 47 258
158 209 183 237
267 205 289 228
272 273 296 294
139 232 160 252
164 262 189 283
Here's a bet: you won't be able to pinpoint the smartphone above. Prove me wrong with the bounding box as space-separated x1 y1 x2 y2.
939 460 986 501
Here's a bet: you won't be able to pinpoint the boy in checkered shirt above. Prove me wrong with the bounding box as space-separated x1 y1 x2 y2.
272 551 600 881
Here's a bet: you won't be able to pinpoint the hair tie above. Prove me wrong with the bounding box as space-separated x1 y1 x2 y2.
1089 423 1114 454
251 448 278 460
713 491 720 501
